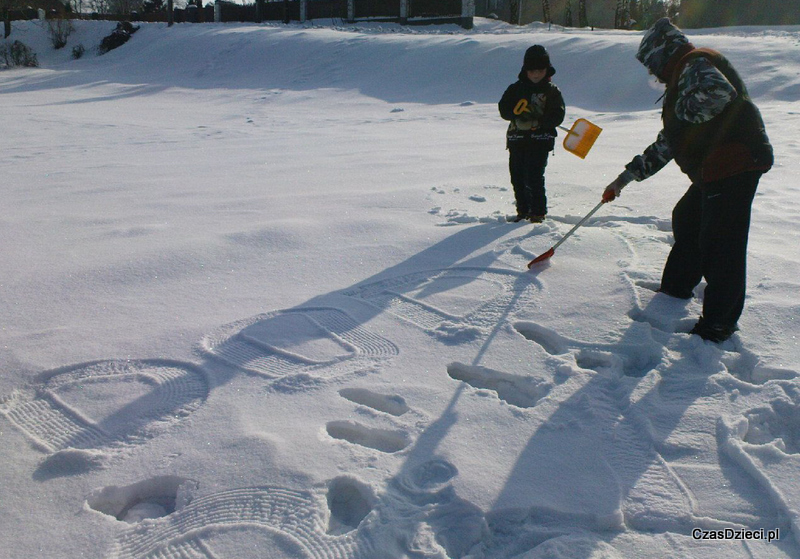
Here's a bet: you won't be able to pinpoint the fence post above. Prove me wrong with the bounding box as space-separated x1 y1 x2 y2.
461 0 474 28
300 0 307 22
168 0 174 26
38 8 46 20
347 0 354 22
214 0 221 22
399 0 407 24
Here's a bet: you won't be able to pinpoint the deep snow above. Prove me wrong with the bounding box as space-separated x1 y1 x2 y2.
1 17 800 559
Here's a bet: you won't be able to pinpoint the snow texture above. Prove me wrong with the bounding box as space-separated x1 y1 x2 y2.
2 17 800 559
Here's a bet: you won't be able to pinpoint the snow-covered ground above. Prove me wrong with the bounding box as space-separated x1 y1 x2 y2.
1 17 799 558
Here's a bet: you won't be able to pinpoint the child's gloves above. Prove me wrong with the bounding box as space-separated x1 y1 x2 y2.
514 116 538 131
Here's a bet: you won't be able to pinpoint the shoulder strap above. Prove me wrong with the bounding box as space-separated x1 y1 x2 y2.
667 47 721 89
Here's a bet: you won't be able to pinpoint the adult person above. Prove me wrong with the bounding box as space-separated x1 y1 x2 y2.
602 18 773 343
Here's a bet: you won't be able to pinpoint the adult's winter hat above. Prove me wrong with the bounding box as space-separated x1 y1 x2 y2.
636 17 691 78
523 45 556 76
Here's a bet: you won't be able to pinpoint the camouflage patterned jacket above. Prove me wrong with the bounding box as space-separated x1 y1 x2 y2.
619 25 772 186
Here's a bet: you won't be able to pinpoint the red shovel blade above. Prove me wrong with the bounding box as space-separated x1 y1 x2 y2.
527 247 555 268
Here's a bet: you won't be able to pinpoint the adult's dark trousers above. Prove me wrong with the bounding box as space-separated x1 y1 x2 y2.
660 171 761 327
508 141 550 217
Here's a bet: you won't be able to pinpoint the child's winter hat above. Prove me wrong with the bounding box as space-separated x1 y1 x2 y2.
636 17 692 79
523 45 556 77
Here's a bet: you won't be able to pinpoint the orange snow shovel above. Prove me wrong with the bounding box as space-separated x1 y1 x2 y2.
559 118 603 159
527 200 607 268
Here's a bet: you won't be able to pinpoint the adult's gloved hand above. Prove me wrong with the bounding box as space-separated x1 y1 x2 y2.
602 177 627 203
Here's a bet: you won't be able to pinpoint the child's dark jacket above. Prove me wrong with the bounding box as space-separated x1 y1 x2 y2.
499 72 566 149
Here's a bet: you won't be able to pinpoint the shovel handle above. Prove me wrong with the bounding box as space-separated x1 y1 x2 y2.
550 201 606 251
527 201 606 269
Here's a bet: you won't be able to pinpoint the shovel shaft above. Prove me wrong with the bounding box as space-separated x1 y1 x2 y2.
527 201 606 268
551 201 606 251
558 125 576 135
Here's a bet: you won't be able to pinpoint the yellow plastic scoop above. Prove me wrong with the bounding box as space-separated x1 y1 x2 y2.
560 118 603 159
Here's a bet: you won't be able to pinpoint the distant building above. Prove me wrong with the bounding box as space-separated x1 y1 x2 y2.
479 0 800 29
679 0 800 27
477 0 632 29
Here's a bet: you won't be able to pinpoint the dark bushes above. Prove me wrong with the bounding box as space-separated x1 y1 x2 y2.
0 40 39 68
98 21 139 55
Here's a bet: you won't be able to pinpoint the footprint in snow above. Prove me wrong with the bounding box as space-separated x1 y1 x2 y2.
720 395 800 549
327 387 415 453
201 307 398 379
380 458 485 559
626 278 700 335
107 483 369 559
446 362 551 409
629 277 797 385
720 346 799 385
0 359 208 477
344 268 523 339
339 387 410 416
326 420 411 453
514 320 664 378
326 476 376 535
87 475 198 523
739 397 800 454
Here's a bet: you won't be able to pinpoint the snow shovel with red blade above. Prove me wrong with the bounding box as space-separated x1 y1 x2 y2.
527 200 606 268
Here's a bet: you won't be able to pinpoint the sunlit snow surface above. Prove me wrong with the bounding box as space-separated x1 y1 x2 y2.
2 18 800 558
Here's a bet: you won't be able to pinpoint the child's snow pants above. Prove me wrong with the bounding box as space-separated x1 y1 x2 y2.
508 140 551 217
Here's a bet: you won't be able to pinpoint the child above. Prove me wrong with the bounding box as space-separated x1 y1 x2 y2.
499 45 566 222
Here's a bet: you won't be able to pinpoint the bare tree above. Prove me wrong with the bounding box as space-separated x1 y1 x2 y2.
508 0 520 24
636 0 674 28
47 17 74 48
564 0 572 26
667 0 680 20
541 0 550 23
68 0 86 14
107 0 144 15
615 0 631 28
578 0 588 27
2 0 25 38
629 0 640 26
87 0 111 14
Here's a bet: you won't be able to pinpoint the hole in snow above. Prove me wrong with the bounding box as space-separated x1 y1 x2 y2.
339 388 409 416
409 458 458 491
326 420 410 453
86 476 198 523
326 476 375 535
743 400 800 454
447 362 551 408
